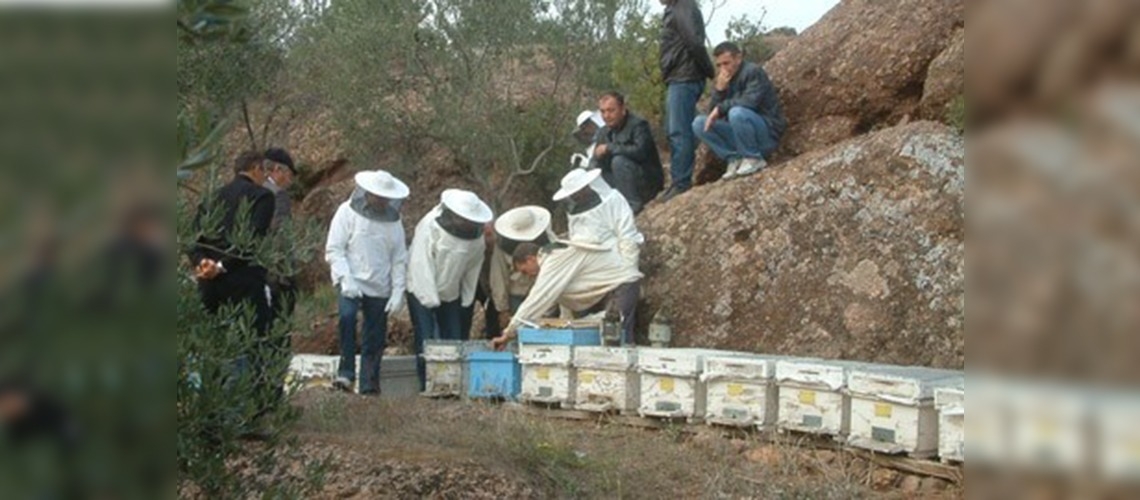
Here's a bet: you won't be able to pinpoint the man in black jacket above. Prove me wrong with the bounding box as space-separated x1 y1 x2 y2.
190 151 277 337
659 0 714 201
588 91 664 215
693 42 787 180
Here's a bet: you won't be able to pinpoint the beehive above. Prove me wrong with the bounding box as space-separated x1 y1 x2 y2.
572 346 638 413
518 344 575 405
934 386 964 463
775 359 866 437
845 365 963 457
1007 383 1088 473
700 354 787 429
637 348 724 421
421 340 469 397
466 350 522 400
1096 393 1140 483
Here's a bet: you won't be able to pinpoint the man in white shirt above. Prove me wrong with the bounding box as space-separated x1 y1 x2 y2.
324 170 410 395
491 240 642 348
406 189 493 389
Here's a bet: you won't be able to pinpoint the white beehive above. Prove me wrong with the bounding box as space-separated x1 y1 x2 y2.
1007 383 1089 473
637 348 725 421
966 376 1013 465
775 359 866 437
421 340 468 397
518 344 575 405
700 354 788 429
934 386 965 463
572 346 638 413
845 365 963 457
1096 393 1140 483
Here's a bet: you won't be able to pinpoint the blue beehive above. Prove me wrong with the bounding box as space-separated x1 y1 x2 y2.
517 327 601 346
466 351 522 399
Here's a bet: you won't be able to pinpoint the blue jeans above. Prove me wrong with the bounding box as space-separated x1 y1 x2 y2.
666 81 705 191
337 295 390 394
692 107 779 162
408 293 466 390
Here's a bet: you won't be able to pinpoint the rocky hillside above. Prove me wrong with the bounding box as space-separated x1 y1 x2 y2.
639 122 963 369
765 0 964 157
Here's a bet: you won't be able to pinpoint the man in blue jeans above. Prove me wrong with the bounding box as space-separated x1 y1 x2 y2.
324 171 410 395
693 42 787 180
659 0 715 201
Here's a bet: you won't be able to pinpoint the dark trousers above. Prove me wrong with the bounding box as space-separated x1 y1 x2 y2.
598 156 644 214
463 285 503 341
337 295 389 394
408 293 465 390
576 280 640 346
197 267 283 412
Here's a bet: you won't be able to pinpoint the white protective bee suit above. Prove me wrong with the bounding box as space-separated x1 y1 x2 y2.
567 174 644 269
324 189 408 307
406 205 485 309
508 240 643 331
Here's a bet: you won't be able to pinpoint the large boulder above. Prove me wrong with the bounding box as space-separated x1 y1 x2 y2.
765 0 964 157
637 122 963 368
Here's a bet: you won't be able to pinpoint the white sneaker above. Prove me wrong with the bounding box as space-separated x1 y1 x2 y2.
721 158 743 180
735 157 768 177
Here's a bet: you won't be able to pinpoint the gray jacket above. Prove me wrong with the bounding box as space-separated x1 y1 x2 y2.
660 0 714 84
709 62 787 140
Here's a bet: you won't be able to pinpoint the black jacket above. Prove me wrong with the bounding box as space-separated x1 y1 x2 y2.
190 174 275 273
590 112 665 202
660 0 715 83
710 62 787 140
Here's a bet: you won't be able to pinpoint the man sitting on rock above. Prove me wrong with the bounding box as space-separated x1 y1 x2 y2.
693 42 787 180
490 241 642 349
588 91 664 214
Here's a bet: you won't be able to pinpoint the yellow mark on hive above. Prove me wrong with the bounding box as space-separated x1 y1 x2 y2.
799 390 816 405
537 367 550 380
660 377 675 393
727 383 744 397
875 403 893 418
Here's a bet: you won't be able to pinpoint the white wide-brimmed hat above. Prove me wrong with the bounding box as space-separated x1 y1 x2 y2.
354 170 409 199
440 189 494 224
494 206 552 242
575 110 603 129
552 168 601 201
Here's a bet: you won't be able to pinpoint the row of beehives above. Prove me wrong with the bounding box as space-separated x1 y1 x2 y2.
422 341 965 462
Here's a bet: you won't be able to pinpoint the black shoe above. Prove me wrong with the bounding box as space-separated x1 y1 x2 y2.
660 185 689 202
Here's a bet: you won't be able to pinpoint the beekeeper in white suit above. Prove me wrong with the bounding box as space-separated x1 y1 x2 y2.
491 240 643 349
406 188 493 389
570 109 604 169
489 206 555 321
552 168 643 268
324 170 410 395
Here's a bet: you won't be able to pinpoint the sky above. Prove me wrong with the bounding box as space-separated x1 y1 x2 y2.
698 0 841 44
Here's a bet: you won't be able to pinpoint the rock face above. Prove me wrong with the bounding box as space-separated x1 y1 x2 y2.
765 0 964 157
638 122 963 368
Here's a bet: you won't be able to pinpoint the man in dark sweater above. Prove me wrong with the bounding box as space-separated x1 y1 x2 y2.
588 91 664 215
659 0 715 201
693 42 787 180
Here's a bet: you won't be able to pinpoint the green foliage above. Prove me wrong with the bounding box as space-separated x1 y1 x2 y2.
724 14 776 65
947 95 966 134
176 1 325 496
610 12 665 127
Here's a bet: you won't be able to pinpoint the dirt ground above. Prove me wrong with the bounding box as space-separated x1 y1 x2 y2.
276 389 963 499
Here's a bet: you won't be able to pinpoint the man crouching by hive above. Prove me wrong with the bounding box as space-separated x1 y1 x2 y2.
490 240 642 349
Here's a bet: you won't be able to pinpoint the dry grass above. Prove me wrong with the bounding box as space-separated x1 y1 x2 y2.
288 390 962 499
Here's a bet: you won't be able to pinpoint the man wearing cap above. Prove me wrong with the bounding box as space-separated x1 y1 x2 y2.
554 168 643 269
263 147 297 229
491 240 643 349
407 189 493 389
570 110 604 169
487 206 554 325
263 147 299 317
588 91 664 214
325 171 410 395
